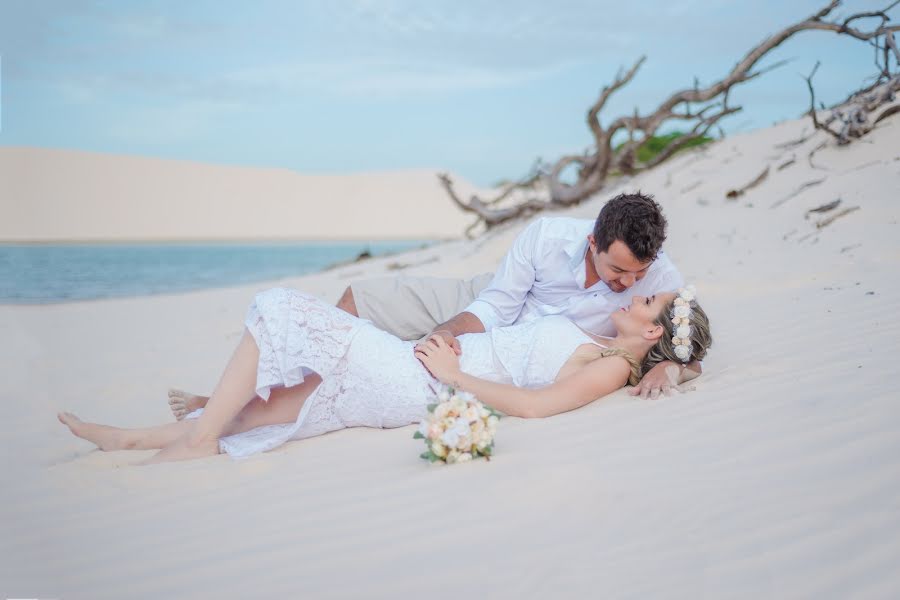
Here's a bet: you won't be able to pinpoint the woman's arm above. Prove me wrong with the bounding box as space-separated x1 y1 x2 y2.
415 336 632 419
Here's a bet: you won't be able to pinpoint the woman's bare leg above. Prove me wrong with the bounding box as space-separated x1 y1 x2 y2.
58 412 194 450
59 374 322 451
58 375 321 454
141 329 263 464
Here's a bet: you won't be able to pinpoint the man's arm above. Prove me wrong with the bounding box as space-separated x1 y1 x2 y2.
461 218 544 332
428 311 486 355
424 219 545 354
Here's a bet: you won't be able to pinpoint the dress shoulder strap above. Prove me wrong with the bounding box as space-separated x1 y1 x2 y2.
598 347 642 387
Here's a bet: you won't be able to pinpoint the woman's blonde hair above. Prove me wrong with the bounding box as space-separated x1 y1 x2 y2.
641 297 713 375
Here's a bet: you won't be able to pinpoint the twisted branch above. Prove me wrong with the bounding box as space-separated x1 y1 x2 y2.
441 1 900 232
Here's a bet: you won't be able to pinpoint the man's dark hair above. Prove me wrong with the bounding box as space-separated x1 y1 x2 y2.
592 191 667 263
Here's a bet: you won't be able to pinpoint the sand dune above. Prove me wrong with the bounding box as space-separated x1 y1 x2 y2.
0 146 479 241
1 111 899 599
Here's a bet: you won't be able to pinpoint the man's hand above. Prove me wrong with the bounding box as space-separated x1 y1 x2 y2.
414 335 462 384
425 329 461 356
629 361 683 400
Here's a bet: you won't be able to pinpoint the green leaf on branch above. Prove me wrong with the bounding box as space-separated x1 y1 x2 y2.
614 131 712 164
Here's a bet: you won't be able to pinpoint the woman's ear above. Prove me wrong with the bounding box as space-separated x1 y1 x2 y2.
643 324 664 342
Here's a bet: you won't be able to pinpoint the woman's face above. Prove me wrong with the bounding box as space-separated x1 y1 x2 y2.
611 292 676 338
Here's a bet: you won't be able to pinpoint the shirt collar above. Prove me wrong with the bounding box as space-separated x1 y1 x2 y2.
564 236 586 282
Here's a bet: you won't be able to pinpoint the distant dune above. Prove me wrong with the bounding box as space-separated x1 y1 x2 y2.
0 147 480 241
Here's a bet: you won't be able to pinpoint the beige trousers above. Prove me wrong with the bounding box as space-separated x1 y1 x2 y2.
351 273 494 340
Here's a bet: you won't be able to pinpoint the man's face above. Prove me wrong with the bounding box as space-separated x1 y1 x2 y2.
588 237 653 293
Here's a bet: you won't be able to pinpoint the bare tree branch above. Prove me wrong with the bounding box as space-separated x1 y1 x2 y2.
441 1 900 231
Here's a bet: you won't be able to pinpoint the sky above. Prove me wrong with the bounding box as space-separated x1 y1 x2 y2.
0 0 894 185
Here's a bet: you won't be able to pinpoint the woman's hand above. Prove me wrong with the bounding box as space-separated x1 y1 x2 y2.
414 334 462 384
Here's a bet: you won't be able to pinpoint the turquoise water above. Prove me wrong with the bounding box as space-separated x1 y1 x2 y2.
0 241 429 304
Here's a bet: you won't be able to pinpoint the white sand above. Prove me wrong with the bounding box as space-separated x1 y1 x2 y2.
2 113 899 599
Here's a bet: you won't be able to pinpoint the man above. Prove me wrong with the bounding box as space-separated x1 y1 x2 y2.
337 191 700 398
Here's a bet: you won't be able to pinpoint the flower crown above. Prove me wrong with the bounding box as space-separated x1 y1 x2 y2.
670 285 696 362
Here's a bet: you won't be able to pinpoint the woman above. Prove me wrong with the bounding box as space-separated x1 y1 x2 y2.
58 286 712 464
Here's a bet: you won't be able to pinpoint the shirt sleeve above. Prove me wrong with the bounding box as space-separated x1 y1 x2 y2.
650 251 684 291
463 218 544 331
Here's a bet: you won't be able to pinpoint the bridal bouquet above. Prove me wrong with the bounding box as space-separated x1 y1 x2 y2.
415 386 501 464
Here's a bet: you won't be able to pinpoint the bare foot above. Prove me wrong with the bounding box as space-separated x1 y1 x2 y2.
168 389 209 421
57 411 130 451
138 434 219 465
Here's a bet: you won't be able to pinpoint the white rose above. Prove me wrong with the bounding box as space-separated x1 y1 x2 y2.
431 442 447 458
438 389 451 402
446 450 460 463
434 403 450 419
441 429 460 448
673 305 690 318
676 325 691 339
680 290 695 302
457 452 473 463
674 344 691 361
464 406 480 422
674 297 686 306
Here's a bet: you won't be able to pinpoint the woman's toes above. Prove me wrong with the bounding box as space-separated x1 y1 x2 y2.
58 412 79 427
168 390 187 420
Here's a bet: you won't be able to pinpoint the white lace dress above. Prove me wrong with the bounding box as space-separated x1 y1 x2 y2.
186 287 606 458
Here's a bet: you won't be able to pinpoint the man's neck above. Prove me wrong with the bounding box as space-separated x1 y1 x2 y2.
583 249 601 289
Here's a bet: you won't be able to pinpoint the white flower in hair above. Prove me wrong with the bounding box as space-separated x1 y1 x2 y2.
669 285 699 363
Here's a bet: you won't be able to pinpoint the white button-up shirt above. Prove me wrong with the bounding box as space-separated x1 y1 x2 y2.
464 217 684 336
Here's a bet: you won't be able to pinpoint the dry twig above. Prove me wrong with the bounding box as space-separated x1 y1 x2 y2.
726 166 770 199
816 206 860 228
771 178 827 208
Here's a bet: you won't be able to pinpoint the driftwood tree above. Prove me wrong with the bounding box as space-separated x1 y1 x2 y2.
440 0 900 234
